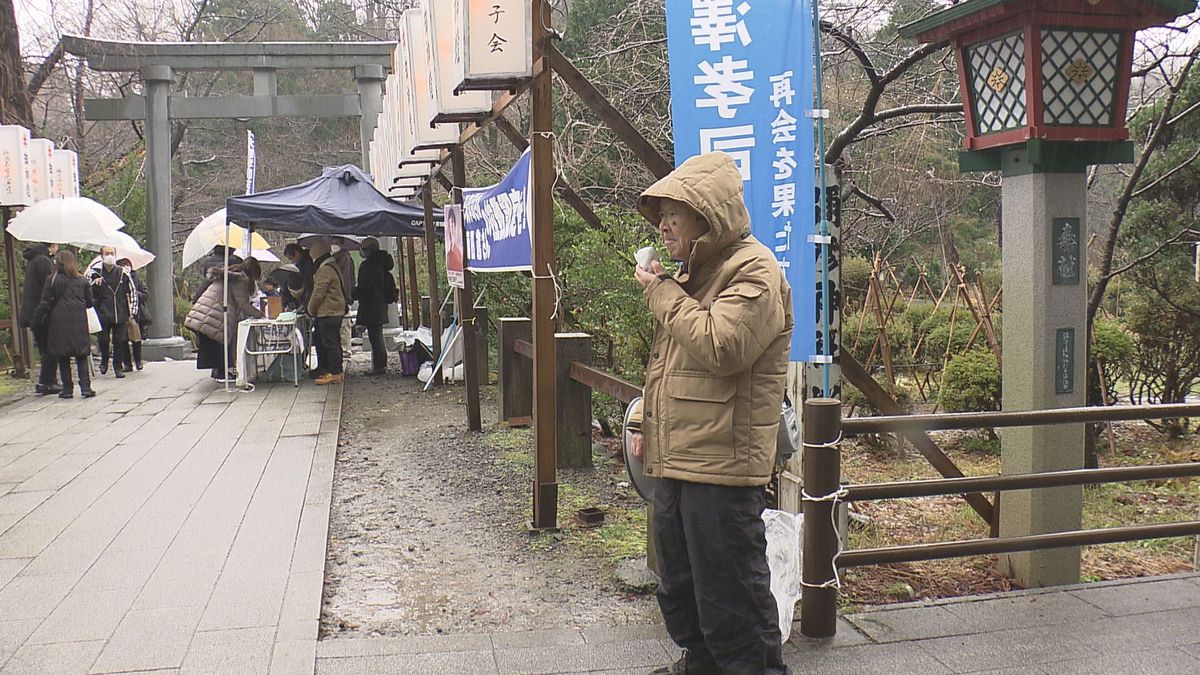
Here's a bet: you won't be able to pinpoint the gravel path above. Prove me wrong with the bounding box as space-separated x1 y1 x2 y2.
321 353 658 638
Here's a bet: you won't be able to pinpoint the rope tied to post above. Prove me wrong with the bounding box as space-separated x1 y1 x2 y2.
800 484 849 590
530 263 565 321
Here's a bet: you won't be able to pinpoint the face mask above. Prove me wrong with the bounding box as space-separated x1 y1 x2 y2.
102 254 116 266
330 244 342 254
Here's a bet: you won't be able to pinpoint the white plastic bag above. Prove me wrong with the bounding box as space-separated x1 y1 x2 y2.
86 308 102 334
762 509 803 642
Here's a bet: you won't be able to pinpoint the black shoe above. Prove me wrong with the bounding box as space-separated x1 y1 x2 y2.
651 650 721 675
99 361 108 375
114 369 125 379
35 384 62 396
58 390 74 399
81 388 96 398
135 361 143 371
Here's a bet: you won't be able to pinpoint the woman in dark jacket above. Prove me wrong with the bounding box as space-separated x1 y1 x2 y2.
33 250 95 399
352 238 397 375
183 258 263 380
23 242 60 394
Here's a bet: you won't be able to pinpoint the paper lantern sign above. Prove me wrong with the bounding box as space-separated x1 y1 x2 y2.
26 138 54 202
50 149 80 199
426 0 491 123
402 9 459 152
453 0 532 91
0 125 33 206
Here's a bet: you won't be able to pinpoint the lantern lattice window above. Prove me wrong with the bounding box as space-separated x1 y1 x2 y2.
966 32 1028 136
1040 29 1122 127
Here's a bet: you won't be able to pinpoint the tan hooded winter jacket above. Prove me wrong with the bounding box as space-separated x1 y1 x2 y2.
629 152 793 487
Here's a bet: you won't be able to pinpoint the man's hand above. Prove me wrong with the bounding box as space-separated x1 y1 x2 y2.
630 431 645 462
634 260 666 289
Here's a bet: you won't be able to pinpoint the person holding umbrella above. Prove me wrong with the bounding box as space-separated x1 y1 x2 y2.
21 241 60 394
32 250 96 399
85 245 138 378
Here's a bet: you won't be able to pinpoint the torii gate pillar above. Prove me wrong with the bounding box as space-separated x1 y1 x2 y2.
354 64 402 334
141 65 191 360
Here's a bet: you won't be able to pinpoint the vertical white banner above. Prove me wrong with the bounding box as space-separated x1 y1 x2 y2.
245 130 257 195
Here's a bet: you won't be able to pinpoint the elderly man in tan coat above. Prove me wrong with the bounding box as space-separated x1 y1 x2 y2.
629 152 793 675
307 239 348 385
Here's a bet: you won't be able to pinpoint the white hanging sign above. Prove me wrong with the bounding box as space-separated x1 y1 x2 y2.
50 149 80 198
0 125 33 206
26 138 54 202
402 10 459 152
455 0 532 91
426 0 491 122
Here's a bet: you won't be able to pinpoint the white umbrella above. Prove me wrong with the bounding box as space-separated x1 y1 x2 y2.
73 230 156 270
297 233 363 251
4 196 125 244
182 208 272 268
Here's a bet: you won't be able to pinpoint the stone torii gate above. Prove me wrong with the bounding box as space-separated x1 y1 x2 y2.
64 37 396 359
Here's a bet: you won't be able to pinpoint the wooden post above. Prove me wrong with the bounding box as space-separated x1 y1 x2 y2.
498 318 532 422
452 145 482 431
422 183 443 384
395 236 409 329
555 332 593 469
419 296 431 330
530 0 558 530
406 237 421 328
473 305 490 385
801 398 842 639
3 208 27 379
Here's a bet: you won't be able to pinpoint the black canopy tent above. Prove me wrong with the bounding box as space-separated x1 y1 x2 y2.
215 164 443 391
225 164 442 238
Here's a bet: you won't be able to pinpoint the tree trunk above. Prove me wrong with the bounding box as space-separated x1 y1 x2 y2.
0 0 33 127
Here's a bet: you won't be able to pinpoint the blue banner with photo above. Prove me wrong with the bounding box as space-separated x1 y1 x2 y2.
462 148 533 273
665 0 816 361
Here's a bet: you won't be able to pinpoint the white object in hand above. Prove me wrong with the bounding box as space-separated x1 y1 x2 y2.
635 246 659 271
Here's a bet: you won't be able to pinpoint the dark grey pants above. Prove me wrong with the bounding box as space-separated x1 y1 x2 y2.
653 478 786 675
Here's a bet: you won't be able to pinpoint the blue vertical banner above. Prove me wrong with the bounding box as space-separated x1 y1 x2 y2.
665 0 816 361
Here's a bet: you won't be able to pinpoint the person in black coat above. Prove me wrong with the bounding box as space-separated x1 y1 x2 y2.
85 245 137 378
32 250 95 398
284 243 314 308
120 260 149 371
22 242 60 394
352 238 397 375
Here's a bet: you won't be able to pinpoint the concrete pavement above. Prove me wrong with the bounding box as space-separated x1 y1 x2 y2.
313 573 1200 674
2 360 1197 674
0 361 339 674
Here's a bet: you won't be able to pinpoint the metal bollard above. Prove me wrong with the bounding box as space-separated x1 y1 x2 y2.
800 398 842 639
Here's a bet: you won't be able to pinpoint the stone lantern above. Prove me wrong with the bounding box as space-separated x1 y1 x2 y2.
901 0 1196 587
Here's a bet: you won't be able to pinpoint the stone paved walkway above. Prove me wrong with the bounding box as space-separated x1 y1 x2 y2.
313 573 1200 674
2 361 1198 674
0 361 339 674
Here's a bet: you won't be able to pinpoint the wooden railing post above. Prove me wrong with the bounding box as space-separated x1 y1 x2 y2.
498 318 532 423
556 332 593 469
801 398 842 639
473 305 490 385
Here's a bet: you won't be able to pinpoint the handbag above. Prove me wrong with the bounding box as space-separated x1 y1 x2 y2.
31 272 59 335
775 394 801 465
127 318 142 342
86 307 102 334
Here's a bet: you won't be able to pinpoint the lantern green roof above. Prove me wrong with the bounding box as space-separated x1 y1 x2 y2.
899 0 1198 42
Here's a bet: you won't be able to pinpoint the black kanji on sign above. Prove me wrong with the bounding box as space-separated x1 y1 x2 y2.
489 5 504 23
489 33 507 53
